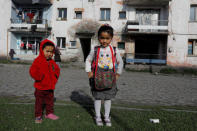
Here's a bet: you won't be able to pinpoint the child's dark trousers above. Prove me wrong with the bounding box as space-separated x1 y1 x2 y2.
34 89 54 117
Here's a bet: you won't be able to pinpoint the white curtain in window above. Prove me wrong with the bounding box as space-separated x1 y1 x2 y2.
136 9 159 31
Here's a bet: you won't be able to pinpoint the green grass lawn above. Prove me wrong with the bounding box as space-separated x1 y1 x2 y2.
0 97 197 131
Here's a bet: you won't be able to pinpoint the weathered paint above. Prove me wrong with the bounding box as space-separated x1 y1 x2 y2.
116 1 124 5
0 0 11 58
0 0 197 67
50 0 128 60
167 0 197 67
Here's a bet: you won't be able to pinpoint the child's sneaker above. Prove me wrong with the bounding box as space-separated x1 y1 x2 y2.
45 113 59 120
35 116 42 123
95 117 103 126
104 117 112 127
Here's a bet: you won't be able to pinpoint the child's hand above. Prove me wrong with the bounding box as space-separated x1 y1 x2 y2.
88 72 93 78
116 73 120 80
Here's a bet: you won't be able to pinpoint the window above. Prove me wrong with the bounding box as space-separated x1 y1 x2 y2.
118 42 125 49
70 41 76 48
19 37 41 55
190 5 197 21
75 11 82 19
188 39 197 56
58 8 67 20
100 8 110 21
57 37 66 48
119 11 126 19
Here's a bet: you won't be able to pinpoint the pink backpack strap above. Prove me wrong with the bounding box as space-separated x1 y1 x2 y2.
109 45 116 73
94 47 100 77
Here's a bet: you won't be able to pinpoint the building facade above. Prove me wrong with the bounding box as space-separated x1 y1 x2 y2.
0 0 197 67
0 0 12 59
167 0 197 67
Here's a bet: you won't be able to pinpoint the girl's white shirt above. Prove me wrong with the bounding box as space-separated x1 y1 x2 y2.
85 44 123 75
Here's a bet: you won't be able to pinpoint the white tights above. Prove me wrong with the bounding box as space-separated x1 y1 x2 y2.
94 99 111 119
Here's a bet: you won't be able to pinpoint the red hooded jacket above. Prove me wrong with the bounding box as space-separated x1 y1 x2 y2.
29 39 60 90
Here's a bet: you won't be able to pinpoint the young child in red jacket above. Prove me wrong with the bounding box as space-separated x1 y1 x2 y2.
30 39 60 123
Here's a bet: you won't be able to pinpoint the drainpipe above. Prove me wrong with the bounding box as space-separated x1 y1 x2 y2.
7 29 9 60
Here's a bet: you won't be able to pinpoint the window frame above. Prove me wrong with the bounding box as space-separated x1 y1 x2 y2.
190 5 197 22
100 8 111 21
56 37 66 49
118 42 125 50
188 39 197 56
69 41 77 48
119 11 126 19
57 8 67 20
75 11 82 19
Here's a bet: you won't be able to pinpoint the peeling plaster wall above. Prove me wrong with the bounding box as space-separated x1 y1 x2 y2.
50 0 128 60
2 0 196 66
51 0 127 39
167 0 197 67
0 0 11 58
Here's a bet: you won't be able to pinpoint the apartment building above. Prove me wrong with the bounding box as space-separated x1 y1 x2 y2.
167 0 197 67
0 0 12 59
0 0 197 67
50 0 129 61
8 0 52 60
123 0 169 64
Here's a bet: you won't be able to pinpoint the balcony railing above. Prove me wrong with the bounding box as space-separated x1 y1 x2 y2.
123 0 170 6
12 0 52 5
11 18 49 25
126 53 166 64
10 18 51 33
126 20 168 33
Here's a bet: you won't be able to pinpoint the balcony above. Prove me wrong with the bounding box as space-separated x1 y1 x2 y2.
12 0 52 5
123 0 171 6
126 20 168 34
10 18 52 34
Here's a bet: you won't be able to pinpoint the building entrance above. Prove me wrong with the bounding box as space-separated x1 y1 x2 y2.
80 38 91 62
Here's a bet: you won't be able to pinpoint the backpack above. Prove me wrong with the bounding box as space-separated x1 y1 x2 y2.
90 45 116 90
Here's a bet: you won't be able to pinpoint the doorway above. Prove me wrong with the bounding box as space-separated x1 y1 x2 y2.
80 38 91 62
134 35 167 61
135 39 159 59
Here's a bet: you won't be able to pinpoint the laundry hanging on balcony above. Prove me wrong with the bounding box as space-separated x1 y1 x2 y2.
27 13 35 22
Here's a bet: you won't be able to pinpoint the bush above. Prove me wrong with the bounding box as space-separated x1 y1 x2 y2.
183 68 197 75
160 68 177 74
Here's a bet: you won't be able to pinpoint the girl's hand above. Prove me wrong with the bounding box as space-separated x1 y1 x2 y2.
88 72 93 78
116 73 120 80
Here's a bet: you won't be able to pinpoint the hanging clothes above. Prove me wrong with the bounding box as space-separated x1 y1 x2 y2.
27 13 35 23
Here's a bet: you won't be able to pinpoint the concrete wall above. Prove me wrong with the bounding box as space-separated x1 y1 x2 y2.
11 4 18 21
49 0 169 61
10 33 17 49
167 0 197 67
2 0 197 67
0 0 11 58
50 0 128 60
50 0 128 38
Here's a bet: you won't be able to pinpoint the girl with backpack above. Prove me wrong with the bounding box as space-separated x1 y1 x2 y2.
85 24 123 127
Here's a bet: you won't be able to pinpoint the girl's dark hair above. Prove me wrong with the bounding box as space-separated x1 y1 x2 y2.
42 42 55 50
98 24 114 38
